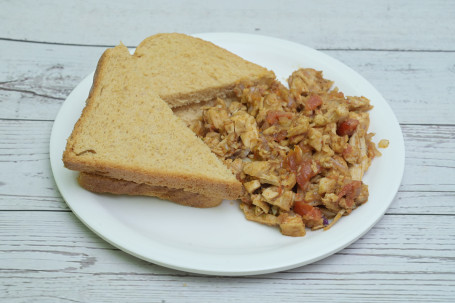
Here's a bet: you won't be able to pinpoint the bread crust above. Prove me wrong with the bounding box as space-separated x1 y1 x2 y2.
64 152 242 199
78 173 223 208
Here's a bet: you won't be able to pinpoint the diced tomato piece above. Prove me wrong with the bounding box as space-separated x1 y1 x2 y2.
266 110 293 125
306 95 323 110
286 145 304 171
338 180 362 208
295 160 320 191
294 200 323 221
295 160 314 190
285 146 320 190
337 118 359 136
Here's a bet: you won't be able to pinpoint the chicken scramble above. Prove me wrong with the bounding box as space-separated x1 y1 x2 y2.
190 68 381 237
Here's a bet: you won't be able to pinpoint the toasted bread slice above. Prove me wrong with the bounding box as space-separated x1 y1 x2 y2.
133 33 274 108
63 43 242 200
78 173 223 208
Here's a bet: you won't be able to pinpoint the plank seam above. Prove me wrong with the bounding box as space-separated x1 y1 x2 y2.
0 86 65 101
1 37 455 53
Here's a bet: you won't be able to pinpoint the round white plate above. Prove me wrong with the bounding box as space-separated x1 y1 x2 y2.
49 33 405 276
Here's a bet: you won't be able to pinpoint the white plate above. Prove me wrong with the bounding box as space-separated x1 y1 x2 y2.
50 33 405 276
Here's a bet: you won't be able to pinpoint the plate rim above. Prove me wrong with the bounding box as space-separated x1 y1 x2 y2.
49 32 405 276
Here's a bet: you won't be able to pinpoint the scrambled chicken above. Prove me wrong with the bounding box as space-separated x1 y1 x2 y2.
190 68 381 237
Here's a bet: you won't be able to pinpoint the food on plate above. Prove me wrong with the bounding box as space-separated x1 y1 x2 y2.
378 139 389 148
63 33 276 207
62 86 240 206
189 68 381 236
63 33 381 236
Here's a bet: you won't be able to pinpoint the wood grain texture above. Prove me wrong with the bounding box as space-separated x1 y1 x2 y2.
1 0 454 51
1 211 454 303
1 0 454 302
1 40 454 124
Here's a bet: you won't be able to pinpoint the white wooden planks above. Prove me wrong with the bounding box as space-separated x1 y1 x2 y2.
1 211 454 302
1 40 454 124
1 0 454 302
1 0 454 51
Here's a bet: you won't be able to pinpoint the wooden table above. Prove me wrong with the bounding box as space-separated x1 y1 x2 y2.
1 1 454 302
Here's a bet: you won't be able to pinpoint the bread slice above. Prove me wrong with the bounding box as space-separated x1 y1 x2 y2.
78 173 223 208
63 42 243 201
132 33 274 108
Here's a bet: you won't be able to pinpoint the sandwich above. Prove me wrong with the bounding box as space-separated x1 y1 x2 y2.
63 33 275 207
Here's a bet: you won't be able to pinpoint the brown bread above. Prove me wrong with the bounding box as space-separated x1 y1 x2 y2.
78 173 223 208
